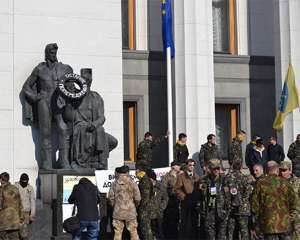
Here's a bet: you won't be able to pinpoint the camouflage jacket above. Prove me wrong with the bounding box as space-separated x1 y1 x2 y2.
108 173 141 221
224 170 252 216
0 182 23 231
252 174 299 234
199 143 222 168
289 174 300 199
229 137 243 165
136 136 165 168
288 142 300 167
138 174 153 211
199 174 228 220
174 142 189 164
149 181 168 219
162 170 179 197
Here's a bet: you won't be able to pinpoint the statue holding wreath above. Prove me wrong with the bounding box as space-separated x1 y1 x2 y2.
59 68 118 170
22 43 117 170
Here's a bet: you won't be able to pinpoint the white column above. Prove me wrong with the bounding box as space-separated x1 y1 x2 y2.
274 0 300 152
236 0 248 55
135 0 148 50
174 0 215 158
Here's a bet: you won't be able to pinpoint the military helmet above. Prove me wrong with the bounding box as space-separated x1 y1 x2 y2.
208 159 221 169
279 161 292 170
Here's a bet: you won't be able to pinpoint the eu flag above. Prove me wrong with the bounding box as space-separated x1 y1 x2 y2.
162 0 175 58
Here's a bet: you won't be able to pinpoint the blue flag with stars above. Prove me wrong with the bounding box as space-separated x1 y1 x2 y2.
162 0 175 58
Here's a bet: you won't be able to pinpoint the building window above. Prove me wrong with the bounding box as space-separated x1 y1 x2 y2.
122 0 135 50
215 104 240 159
123 101 137 161
212 0 236 54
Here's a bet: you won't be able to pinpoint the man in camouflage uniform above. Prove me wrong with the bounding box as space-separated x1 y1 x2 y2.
199 134 222 172
287 134 300 177
199 159 227 240
108 166 141 240
0 172 24 240
229 130 246 166
224 160 252 239
147 169 168 239
162 162 181 239
279 161 300 239
136 166 154 240
136 132 168 169
252 161 299 240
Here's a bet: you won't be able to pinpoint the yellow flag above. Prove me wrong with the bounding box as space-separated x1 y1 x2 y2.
273 63 300 130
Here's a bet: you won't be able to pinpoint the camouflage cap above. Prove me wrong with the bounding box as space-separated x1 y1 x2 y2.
208 159 221 169
279 161 292 170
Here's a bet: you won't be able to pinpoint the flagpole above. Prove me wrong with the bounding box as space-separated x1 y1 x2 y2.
166 47 173 165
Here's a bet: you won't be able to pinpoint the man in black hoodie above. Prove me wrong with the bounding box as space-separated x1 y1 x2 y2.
68 177 101 240
267 136 285 163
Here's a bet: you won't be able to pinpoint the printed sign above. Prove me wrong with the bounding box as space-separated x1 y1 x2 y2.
95 167 170 193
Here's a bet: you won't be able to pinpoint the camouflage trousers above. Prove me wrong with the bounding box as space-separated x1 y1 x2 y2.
292 217 300 240
227 215 249 240
112 219 139 240
264 233 291 240
138 210 153 240
0 230 20 240
19 212 30 240
204 209 227 240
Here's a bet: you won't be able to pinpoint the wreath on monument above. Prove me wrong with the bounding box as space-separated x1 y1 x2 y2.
58 73 88 99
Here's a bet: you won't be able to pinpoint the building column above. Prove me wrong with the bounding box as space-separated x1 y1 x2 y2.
174 0 215 158
274 0 300 151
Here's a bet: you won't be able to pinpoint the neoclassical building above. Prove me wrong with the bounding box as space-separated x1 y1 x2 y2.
0 0 299 184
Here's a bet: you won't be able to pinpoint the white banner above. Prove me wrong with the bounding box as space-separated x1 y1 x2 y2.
95 167 170 193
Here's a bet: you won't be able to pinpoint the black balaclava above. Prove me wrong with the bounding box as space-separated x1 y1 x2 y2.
20 173 29 188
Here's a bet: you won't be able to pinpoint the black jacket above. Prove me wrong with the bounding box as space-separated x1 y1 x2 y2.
174 142 189 164
68 178 101 221
267 144 285 163
248 147 267 167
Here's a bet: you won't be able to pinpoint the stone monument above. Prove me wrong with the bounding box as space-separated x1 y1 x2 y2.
21 43 118 171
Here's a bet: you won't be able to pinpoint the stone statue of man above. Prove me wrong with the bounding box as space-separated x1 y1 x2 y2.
22 43 73 169
63 68 118 169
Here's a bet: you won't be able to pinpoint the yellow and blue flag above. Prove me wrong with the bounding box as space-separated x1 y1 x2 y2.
162 0 175 58
273 62 300 130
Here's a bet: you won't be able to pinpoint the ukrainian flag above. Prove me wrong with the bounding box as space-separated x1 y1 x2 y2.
162 0 175 58
273 62 300 130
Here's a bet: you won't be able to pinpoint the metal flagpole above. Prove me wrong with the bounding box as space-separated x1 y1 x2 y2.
166 47 173 165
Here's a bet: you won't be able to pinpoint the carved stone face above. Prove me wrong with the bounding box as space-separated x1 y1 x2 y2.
44 43 58 63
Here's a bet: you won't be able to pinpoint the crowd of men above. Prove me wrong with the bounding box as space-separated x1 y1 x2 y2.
1 132 300 240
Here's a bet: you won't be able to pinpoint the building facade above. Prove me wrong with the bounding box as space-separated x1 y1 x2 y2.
0 0 299 185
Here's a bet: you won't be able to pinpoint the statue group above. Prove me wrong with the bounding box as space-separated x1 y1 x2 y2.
21 43 118 171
